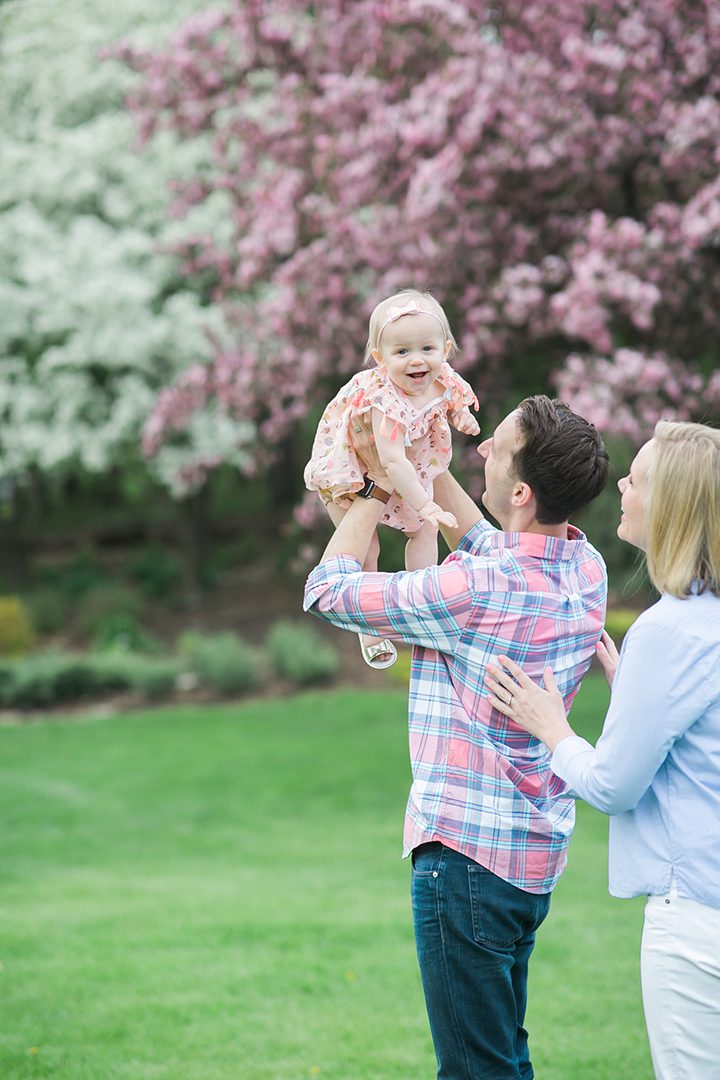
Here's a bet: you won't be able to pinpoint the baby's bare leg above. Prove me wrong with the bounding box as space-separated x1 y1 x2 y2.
325 501 394 665
405 521 439 571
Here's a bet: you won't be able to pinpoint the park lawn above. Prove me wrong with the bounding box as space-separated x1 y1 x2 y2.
0 676 652 1080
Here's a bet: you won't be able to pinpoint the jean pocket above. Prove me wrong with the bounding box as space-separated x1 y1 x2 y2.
468 864 550 948
412 842 443 876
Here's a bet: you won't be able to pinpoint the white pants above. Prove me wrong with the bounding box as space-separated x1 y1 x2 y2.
641 882 720 1080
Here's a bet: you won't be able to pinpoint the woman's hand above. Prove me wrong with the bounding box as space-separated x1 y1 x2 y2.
484 655 575 752
595 629 620 688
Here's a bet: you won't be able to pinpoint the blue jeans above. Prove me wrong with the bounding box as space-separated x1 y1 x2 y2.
411 842 551 1080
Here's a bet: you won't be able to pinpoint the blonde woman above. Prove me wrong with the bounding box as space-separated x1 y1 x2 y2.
486 420 720 1080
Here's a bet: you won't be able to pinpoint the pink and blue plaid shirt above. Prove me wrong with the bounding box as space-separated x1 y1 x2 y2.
303 519 607 893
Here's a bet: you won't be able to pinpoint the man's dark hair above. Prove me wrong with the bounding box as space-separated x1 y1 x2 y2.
513 396 609 525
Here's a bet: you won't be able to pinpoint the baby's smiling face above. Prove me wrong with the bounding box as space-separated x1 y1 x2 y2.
372 312 450 398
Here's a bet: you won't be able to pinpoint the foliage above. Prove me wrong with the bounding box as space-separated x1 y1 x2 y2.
0 649 181 707
25 587 69 635
91 613 160 654
88 650 181 699
113 0 720 496
0 0 252 498
0 595 35 656
74 582 146 638
265 619 340 685
128 543 183 598
178 629 262 693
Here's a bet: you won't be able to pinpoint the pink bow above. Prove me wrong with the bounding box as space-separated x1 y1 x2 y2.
377 302 445 342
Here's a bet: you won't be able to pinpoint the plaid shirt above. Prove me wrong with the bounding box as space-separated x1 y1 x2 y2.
303 520 607 893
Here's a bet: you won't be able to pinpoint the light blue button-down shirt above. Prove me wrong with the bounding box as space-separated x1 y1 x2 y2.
552 587 720 909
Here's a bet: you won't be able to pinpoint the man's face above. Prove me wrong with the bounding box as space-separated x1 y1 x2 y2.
477 410 523 525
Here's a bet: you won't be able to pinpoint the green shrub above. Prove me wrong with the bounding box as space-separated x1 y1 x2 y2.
0 653 97 707
59 551 106 600
265 620 340 685
128 544 183 599
0 596 35 657
75 585 145 639
88 652 180 700
0 651 181 708
179 631 262 695
25 588 68 636
91 613 159 654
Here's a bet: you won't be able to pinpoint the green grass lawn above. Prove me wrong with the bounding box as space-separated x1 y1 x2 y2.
0 676 652 1080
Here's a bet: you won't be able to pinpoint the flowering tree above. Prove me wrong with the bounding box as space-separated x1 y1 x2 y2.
0 0 248 504
116 0 720 495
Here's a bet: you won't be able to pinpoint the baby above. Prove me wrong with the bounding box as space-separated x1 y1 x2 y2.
304 289 480 667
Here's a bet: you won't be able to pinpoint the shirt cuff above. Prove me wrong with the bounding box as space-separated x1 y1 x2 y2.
303 554 362 612
551 735 594 784
456 519 494 554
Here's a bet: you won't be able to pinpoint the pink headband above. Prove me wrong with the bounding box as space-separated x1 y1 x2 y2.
376 301 445 343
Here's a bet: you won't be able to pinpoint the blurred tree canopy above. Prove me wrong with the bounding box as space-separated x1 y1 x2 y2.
0 0 252 502
113 0 720 499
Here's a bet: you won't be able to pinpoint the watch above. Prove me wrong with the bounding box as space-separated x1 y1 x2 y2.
356 475 391 504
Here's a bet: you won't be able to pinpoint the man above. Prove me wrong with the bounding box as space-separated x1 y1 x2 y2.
303 395 609 1079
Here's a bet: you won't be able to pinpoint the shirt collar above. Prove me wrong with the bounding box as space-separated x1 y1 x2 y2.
492 523 586 561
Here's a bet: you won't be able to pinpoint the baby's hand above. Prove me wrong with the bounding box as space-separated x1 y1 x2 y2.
418 500 458 530
450 408 481 436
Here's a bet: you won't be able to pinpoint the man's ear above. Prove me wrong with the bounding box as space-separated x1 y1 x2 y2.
511 482 534 509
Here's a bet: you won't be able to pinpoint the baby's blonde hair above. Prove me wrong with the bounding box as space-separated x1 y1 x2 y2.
363 289 458 365
647 420 720 597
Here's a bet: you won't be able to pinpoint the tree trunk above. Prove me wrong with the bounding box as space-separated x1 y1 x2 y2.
180 483 211 601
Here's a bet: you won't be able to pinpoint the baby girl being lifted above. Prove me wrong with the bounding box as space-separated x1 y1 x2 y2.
304 289 480 668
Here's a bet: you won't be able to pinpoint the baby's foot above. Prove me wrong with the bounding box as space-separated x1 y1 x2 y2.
359 635 398 669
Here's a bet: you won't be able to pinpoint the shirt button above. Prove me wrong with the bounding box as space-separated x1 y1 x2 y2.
432 871 439 878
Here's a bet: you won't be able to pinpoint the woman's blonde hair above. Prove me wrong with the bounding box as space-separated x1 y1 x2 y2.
646 420 720 597
363 289 458 365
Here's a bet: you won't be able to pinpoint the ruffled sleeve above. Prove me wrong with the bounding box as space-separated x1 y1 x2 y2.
438 363 479 413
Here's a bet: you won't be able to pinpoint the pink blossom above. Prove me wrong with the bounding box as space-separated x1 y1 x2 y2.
105 0 720 491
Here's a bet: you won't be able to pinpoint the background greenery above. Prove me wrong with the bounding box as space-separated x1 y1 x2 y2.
0 676 652 1079
0 0 651 608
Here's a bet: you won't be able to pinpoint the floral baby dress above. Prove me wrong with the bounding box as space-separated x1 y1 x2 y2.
304 361 478 533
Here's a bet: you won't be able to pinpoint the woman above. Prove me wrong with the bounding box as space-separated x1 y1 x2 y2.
485 419 720 1080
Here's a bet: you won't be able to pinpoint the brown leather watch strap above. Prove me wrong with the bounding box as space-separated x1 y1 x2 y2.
357 476 391 503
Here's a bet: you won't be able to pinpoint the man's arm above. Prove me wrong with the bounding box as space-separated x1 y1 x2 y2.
319 492 385 564
432 470 484 551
